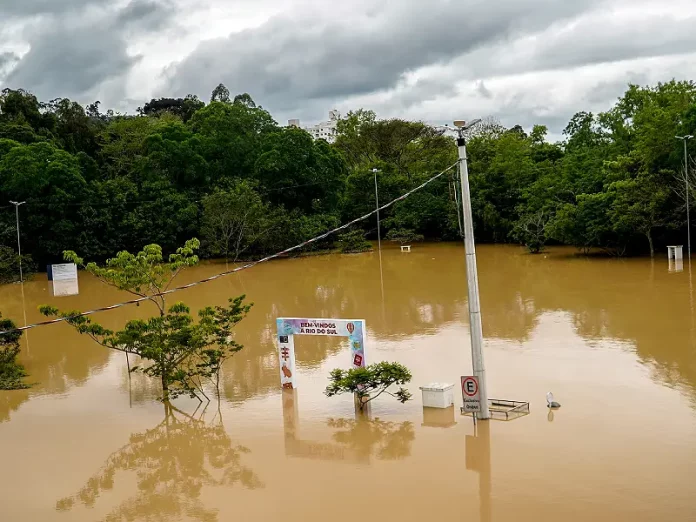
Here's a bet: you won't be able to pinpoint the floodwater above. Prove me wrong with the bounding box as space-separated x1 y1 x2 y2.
1 244 695 522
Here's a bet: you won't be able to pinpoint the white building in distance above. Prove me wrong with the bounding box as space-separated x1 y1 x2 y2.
288 110 340 143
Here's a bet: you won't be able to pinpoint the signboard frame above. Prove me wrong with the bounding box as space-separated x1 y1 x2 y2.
276 318 366 389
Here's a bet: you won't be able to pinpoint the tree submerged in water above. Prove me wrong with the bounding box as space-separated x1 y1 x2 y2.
0 246 35 284
511 210 550 254
40 239 252 402
0 312 29 390
335 228 372 253
385 228 424 246
325 361 413 411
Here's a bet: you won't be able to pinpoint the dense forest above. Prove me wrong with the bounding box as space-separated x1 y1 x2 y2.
1 80 695 281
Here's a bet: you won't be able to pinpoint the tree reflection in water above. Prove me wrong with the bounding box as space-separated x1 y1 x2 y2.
55 403 262 521
327 417 415 461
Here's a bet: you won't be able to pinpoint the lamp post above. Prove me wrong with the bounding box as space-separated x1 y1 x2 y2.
373 168 382 254
676 135 693 259
373 168 386 322
9 201 26 282
454 119 490 420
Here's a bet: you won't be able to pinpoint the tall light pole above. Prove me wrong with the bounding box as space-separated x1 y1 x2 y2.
373 168 382 254
9 201 26 282
676 135 693 259
373 168 386 322
454 119 490 420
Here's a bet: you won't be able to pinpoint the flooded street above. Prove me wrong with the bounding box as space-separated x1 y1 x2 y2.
1 243 695 522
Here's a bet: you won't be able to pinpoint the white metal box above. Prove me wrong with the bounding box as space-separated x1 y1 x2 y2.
419 382 454 409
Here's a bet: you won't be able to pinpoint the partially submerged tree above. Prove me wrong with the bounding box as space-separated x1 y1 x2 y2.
335 229 372 253
511 210 550 253
325 362 412 412
0 312 28 390
385 228 424 246
0 246 35 284
40 240 252 401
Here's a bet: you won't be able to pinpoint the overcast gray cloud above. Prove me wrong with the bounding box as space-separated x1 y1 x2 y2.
2 0 175 103
1 0 696 135
6 25 137 100
0 52 18 71
168 0 600 110
0 0 110 18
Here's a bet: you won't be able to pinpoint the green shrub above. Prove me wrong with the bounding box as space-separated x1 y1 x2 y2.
0 246 35 284
335 229 372 253
385 228 424 246
0 312 28 390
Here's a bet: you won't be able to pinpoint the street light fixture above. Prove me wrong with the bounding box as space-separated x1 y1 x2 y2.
453 119 489 420
9 201 26 282
676 135 693 259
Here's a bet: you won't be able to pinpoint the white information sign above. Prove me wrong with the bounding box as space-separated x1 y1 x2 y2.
461 375 481 413
276 318 366 389
48 263 79 296
51 263 78 281
51 279 79 297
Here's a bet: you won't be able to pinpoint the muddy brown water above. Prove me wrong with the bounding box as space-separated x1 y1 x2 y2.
1 244 695 522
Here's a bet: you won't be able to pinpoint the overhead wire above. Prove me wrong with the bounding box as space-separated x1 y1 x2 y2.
0 161 459 337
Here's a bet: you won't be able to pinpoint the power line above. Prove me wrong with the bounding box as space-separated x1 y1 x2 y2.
0 162 458 337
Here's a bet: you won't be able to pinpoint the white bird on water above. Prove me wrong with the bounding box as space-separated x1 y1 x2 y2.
546 392 561 409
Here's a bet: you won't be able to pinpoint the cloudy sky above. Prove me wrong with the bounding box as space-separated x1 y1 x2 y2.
1 0 695 135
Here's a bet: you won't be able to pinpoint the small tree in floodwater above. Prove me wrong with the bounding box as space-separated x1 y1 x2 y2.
511 210 550 254
325 362 413 412
385 228 424 246
40 239 252 402
335 229 372 253
0 312 29 390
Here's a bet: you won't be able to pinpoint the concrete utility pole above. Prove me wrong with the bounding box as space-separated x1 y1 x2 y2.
9 200 26 282
454 119 490 420
676 135 693 259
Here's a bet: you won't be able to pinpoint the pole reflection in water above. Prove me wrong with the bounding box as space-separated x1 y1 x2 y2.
19 282 30 356
55 403 262 521
466 421 492 522
689 258 695 351
378 247 386 327
282 389 414 463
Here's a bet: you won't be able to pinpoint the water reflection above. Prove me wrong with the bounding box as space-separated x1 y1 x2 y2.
327 417 415 461
55 403 262 521
281 390 414 463
669 257 684 273
466 421 492 522
0 387 29 423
